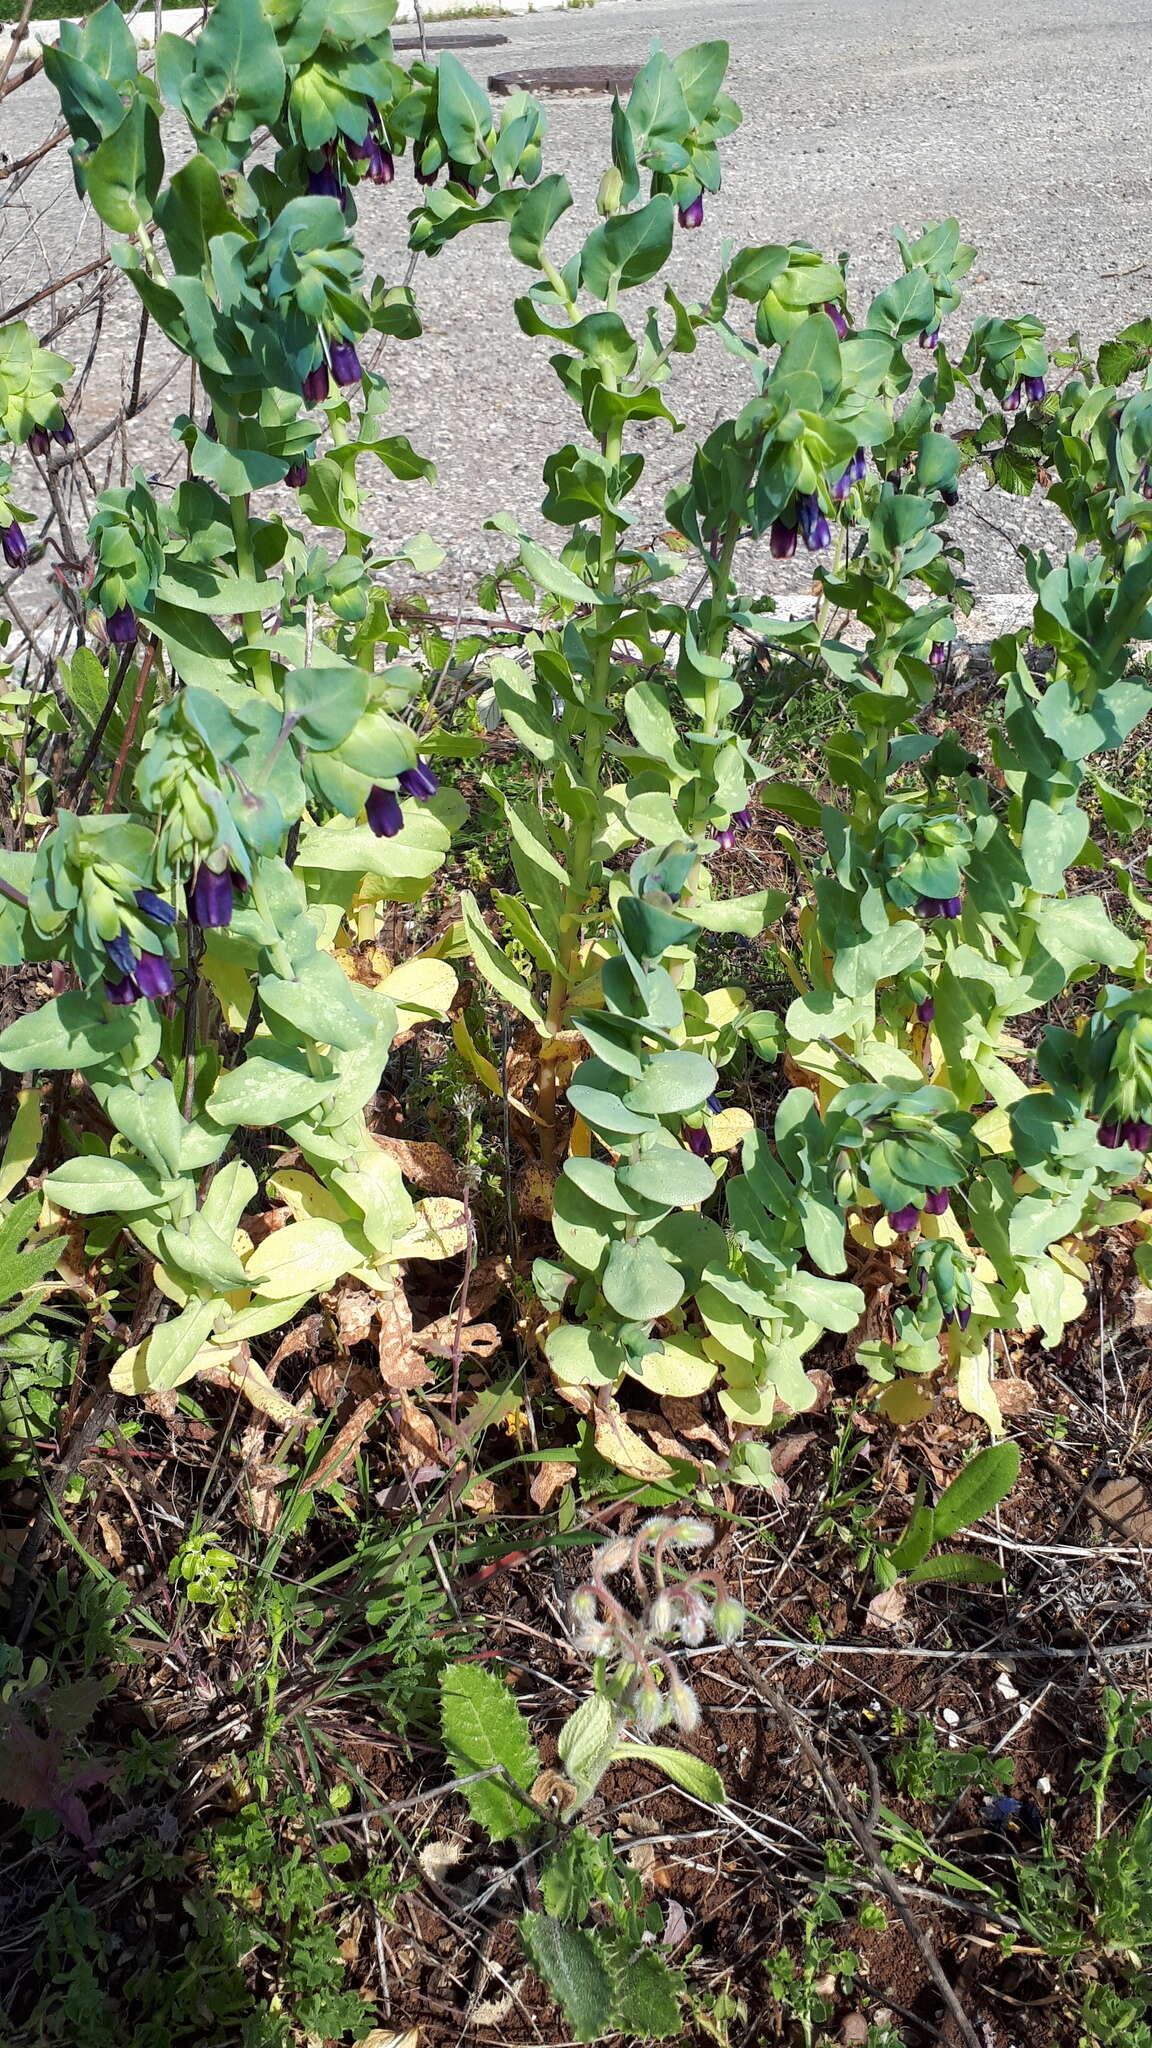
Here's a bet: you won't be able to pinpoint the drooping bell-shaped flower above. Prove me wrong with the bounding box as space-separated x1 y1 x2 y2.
28 426 52 457
1004 383 1022 413
684 1125 711 1159
104 973 137 1005
941 895 963 919
924 1188 950 1216
307 162 346 207
397 759 439 801
188 864 234 929
916 997 936 1025
1123 1118 1152 1153
920 326 940 350
105 929 137 979
105 603 138 646
712 826 735 852
285 460 309 489
1 522 28 569
52 418 75 447
823 301 848 340
1024 376 1047 404
956 1305 972 1331
733 808 752 830
366 786 404 838
302 361 330 405
134 951 174 1000
678 194 704 229
1099 1121 1123 1149
770 516 797 559
797 493 831 552
135 888 177 926
888 1204 921 1234
328 338 362 387
414 158 439 187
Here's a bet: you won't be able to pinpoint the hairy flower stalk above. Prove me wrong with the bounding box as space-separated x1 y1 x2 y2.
566 1519 744 1741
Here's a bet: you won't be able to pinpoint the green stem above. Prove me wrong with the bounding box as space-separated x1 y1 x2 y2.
218 410 276 697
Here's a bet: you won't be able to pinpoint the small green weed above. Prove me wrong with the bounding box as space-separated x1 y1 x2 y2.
889 1714 1013 1803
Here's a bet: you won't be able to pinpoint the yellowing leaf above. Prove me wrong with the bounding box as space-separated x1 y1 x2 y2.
0 1086 43 1202
451 1012 502 1095
876 1376 937 1425
957 1348 1004 1435
267 1169 353 1226
379 955 457 1027
628 1338 717 1398
707 1106 753 1153
971 1105 1014 1155
389 1198 468 1264
245 1220 360 1299
593 1404 673 1483
701 986 747 1030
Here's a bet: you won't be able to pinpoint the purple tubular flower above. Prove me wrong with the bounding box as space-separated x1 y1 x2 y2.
770 516 798 559
733 808 752 830
941 484 960 506
349 132 395 184
189 865 234 929
920 327 940 350
328 338 362 387
105 929 137 978
916 997 936 1025
712 826 736 852
706 1093 722 1115
307 163 346 207
929 641 947 668
1024 376 1047 403
28 426 52 457
823 301 848 340
52 418 75 447
1004 383 1022 413
105 604 138 646
888 1205 921 1234
1 522 27 569
957 1305 972 1332
832 465 855 504
366 785 404 838
941 1307 954 1327
798 493 832 552
134 950 174 1000
104 973 137 1005
941 895 963 919
1099 1122 1123 1148
397 758 439 802
414 159 439 187
851 449 867 485
302 362 330 405
285 460 309 488
678 194 704 230
685 1125 711 1158
916 895 944 919
135 888 177 926
1123 1119 1152 1153
924 1187 950 1216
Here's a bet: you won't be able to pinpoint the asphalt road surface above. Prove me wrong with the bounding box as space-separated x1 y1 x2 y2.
3 0 1151 607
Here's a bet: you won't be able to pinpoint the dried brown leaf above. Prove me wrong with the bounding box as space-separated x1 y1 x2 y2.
375 1135 465 1198
414 1313 501 1361
530 1461 576 1511
866 1584 908 1632
516 1164 556 1222
771 1431 818 1478
96 1512 123 1567
392 1392 444 1473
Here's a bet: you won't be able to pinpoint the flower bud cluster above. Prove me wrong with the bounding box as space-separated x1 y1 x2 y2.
567 1516 745 1740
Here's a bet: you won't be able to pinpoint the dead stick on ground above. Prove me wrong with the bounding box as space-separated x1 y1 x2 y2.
731 1651 984 2048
